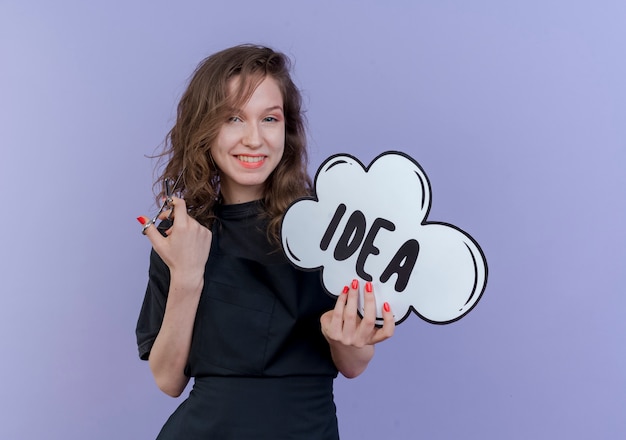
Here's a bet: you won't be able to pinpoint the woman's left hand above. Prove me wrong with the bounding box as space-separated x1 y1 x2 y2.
320 279 395 377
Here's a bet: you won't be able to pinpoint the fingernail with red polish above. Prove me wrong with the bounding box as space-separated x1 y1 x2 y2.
365 281 373 293
342 286 349 294
383 302 391 313
351 279 359 290
137 216 147 225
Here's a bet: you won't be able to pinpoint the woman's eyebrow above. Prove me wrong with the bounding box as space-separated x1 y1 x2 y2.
226 105 283 113
263 105 284 113
228 105 285 115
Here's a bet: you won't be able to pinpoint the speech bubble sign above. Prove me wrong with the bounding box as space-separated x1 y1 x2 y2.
281 151 488 325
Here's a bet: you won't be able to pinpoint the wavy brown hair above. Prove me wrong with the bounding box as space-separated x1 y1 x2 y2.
155 44 312 243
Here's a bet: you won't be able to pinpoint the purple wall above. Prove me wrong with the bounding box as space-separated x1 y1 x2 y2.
1 1 624 438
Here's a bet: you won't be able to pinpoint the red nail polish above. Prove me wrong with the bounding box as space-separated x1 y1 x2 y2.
383 302 390 313
351 279 359 290
137 216 147 225
365 281 373 293
342 286 349 294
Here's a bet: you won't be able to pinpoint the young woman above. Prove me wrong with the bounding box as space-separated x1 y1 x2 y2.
136 44 395 439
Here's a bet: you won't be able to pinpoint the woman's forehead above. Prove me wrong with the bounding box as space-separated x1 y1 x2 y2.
225 75 283 108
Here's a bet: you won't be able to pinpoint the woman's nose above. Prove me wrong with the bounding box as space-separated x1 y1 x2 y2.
243 122 262 148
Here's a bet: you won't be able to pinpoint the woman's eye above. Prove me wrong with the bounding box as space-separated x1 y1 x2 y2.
263 116 277 122
229 116 242 122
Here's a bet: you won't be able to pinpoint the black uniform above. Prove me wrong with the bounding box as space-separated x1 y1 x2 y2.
136 201 339 439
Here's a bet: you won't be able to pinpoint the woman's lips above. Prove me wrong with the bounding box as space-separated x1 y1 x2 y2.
236 155 266 169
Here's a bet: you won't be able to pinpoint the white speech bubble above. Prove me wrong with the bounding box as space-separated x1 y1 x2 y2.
281 151 488 325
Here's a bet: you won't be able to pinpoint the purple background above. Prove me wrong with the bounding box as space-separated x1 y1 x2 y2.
1 1 624 438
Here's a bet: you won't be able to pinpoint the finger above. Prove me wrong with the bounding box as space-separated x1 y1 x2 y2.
327 286 349 335
137 216 165 246
157 205 175 221
168 196 188 226
356 281 377 339
157 196 188 228
371 302 395 344
360 281 377 325
342 279 360 331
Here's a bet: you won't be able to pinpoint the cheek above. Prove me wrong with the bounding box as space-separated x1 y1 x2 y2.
215 129 237 148
272 130 286 152
266 126 283 140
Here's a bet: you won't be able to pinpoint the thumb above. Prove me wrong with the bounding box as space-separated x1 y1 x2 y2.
136 216 165 245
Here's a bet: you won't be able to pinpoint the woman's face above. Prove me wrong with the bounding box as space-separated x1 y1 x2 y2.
212 76 285 204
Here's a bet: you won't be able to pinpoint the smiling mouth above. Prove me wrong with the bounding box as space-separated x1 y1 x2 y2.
237 155 265 163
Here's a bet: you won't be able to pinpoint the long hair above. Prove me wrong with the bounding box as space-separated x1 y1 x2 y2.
155 44 311 243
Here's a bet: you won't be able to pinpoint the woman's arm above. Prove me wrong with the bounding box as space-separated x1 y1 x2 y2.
320 279 395 378
147 275 203 397
140 197 212 397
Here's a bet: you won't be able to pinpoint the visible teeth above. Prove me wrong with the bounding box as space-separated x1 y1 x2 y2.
238 155 264 163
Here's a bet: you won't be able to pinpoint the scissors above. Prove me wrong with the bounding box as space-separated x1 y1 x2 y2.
142 171 184 235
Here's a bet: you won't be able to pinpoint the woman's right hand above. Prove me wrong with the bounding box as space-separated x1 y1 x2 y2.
139 196 212 282
137 197 212 397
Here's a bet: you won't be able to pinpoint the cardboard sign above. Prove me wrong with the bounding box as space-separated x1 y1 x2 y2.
281 151 488 325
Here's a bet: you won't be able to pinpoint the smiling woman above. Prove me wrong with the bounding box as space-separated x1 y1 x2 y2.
134 44 395 439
